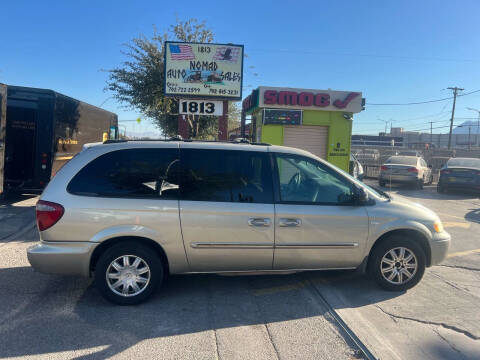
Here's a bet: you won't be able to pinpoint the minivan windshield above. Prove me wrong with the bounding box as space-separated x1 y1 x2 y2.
386 156 417 166
316 156 388 200
447 158 480 169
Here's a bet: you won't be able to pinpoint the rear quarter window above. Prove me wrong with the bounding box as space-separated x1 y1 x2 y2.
67 148 179 199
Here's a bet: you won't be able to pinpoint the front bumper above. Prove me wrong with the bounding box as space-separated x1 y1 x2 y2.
430 231 451 266
27 241 98 277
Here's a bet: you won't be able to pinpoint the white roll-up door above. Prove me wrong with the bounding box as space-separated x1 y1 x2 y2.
283 125 329 159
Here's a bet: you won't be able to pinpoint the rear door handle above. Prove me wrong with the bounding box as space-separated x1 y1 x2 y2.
279 218 302 227
248 218 271 227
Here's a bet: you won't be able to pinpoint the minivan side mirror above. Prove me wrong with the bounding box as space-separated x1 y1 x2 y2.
354 187 369 205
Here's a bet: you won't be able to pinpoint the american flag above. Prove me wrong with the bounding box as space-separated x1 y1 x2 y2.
169 44 195 60
213 47 240 63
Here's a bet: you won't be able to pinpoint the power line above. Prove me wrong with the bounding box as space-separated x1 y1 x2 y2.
246 48 480 63
366 89 480 106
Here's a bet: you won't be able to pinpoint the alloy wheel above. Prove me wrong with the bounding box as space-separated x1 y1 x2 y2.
380 247 418 285
106 255 151 297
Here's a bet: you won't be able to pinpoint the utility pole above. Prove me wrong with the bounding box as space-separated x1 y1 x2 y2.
447 86 463 149
379 119 390 135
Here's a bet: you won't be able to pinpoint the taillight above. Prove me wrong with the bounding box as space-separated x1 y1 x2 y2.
407 167 418 173
381 165 388 171
36 200 64 231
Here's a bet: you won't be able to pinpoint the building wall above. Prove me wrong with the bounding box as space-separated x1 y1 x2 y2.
252 109 352 171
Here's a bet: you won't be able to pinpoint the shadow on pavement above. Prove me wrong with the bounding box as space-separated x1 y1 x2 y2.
0 192 38 204
0 194 38 241
0 267 402 359
302 270 404 309
465 208 480 224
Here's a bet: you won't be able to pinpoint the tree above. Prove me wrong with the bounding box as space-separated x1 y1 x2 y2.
106 18 223 138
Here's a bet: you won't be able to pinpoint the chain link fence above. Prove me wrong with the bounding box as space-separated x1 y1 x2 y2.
353 147 480 183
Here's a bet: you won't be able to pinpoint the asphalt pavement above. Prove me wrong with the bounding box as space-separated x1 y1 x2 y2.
0 184 479 359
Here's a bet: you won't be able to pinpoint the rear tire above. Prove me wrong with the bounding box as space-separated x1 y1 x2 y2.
95 242 163 305
369 236 426 292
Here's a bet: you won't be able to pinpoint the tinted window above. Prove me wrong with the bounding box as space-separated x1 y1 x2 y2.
276 153 354 205
386 156 417 165
447 158 480 168
68 148 179 198
180 149 273 203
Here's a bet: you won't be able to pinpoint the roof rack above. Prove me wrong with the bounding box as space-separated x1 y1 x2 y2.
102 137 271 146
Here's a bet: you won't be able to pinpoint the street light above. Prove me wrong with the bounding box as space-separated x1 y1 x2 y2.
466 107 480 147
457 124 473 150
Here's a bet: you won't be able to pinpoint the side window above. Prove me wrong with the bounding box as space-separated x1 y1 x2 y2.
180 149 273 203
275 153 354 205
67 148 179 199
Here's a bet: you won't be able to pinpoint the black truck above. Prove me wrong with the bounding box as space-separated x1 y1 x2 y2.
0 84 118 196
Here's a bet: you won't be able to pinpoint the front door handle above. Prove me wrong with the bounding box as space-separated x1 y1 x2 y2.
248 218 271 227
279 218 302 227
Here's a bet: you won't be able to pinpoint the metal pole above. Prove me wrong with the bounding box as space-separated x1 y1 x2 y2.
447 87 463 149
468 125 471 150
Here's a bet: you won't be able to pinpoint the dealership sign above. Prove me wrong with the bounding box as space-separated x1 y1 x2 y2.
243 86 363 113
164 41 244 100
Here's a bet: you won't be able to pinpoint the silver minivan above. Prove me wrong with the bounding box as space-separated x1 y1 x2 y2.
28 141 450 304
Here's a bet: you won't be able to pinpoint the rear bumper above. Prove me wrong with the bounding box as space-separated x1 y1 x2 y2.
430 232 451 266
379 174 418 183
27 241 97 277
439 180 480 191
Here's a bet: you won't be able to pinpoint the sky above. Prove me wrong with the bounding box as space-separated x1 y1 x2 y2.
1 0 480 137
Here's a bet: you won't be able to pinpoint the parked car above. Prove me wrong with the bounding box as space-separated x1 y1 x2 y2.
379 156 433 189
28 140 450 304
397 150 423 157
349 153 364 181
437 157 480 193
352 148 380 163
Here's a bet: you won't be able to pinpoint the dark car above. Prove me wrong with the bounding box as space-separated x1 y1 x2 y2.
437 157 480 193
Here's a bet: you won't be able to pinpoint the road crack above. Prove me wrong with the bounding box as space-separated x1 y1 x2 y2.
433 328 467 359
438 264 480 272
430 272 472 294
374 305 480 340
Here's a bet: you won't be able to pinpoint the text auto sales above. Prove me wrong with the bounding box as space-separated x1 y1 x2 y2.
166 61 241 82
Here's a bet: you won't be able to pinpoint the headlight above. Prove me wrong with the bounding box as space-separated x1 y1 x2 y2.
433 220 444 233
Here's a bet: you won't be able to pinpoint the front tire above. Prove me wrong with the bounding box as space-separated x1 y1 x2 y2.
95 242 163 305
369 236 426 291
